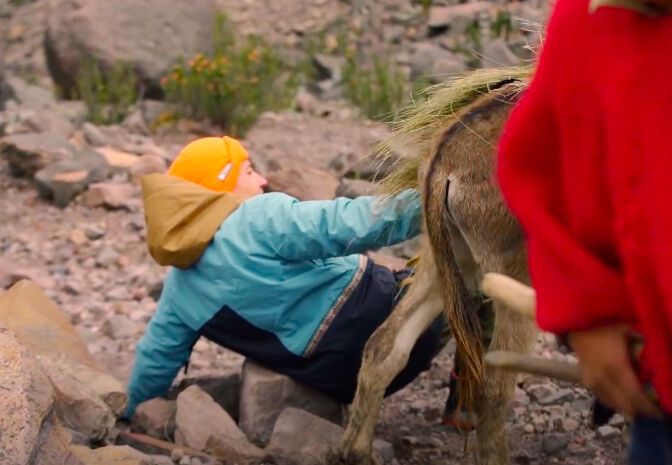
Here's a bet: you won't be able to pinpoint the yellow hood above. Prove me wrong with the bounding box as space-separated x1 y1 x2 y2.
141 174 241 268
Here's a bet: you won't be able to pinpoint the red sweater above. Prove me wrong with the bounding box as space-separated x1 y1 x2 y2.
498 0 672 414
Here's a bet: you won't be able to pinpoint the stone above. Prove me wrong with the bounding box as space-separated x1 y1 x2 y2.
122 109 150 135
168 370 241 420
409 43 466 83
481 38 521 69
1 131 75 177
597 425 620 439
0 327 80 465
266 164 340 201
426 2 492 29
0 280 99 369
38 355 117 440
129 155 166 179
82 122 108 147
102 315 137 339
541 433 570 455
175 385 264 461
96 246 119 267
70 445 150 465
95 146 140 175
266 408 343 465
538 388 575 406
34 147 110 208
312 54 345 82
335 178 378 198
83 182 137 210
132 398 177 440
238 360 342 446
45 0 218 96
45 355 127 416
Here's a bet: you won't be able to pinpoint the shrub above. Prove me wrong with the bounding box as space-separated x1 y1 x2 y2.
76 59 139 125
162 15 299 137
341 53 408 122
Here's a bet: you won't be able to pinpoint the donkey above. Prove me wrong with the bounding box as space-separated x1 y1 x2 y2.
334 68 538 465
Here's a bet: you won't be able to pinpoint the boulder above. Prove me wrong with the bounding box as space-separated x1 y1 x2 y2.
266 164 340 200
83 183 138 211
34 147 110 208
0 280 99 369
174 385 265 462
0 132 75 177
168 370 241 420
70 445 150 465
409 43 467 83
335 178 378 198
39 356 117 441
95 146 140 175
129 155 166 179
481 38 521 69
131 398 177 440
0 327 81 465
39 355 128 416
44 0 218 96
238 360 342 446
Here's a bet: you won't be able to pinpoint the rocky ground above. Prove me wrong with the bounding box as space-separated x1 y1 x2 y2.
0 0 631 464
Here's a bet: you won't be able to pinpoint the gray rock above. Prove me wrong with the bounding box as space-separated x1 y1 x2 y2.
102 315 136 339
266 164 340 201
129 155 166 179
267 408 342 465
1 131 75 177
312 54 346 82
0 327 78 465
132 398 177 440
5 76 56 109
83 182 137 211
82 122 108 147
45 0 218 96
96 246 119 267
239 360 343 446
335 178 378 198
168 370 241 420
481 38 521 69
34 147 110 208
38 355 117 440
175 385 264 461
70 445 150 465
597 425 620 439
410 43 466 83
541 433 570 455
122 109 150 135
538 388 575 406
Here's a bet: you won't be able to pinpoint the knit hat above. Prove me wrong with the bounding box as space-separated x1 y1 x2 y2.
167 136 249 192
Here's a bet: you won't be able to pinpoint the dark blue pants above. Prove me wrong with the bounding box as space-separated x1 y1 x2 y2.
628 416 672 465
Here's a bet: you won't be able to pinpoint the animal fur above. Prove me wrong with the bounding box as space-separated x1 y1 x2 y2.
334 68 538 465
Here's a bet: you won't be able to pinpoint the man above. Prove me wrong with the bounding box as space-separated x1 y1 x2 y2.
497 0 672 462
125 136 444 417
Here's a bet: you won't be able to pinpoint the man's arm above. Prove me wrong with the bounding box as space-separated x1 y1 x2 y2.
240 190 422 261
125 304 199 418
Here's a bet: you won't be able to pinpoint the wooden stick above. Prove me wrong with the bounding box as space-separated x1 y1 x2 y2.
481 273 536 320
116 431 218 460
484 350 581 384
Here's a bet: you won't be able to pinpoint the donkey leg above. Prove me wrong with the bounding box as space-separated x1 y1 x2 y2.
338 273 444 465
475 267 537 465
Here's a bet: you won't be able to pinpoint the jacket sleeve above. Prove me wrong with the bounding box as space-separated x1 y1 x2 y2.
497 69 636 335
125 303 199 418
242 190 423 261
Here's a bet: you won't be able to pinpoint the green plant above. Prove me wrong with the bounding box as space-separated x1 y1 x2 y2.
341 53 408 122
491 10 513 40
76 59 139 125
415 0 433 12
162 14 299 137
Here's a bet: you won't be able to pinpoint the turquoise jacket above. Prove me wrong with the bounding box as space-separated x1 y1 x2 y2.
126 176 422 417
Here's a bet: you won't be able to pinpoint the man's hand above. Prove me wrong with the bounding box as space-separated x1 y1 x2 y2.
568 325 662 419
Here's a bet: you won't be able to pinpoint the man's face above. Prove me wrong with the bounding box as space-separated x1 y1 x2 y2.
232 159 268 199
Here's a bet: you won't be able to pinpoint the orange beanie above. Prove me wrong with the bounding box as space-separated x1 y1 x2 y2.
167 136 249 192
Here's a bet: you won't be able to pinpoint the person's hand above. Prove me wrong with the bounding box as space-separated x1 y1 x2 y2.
568 325 662 419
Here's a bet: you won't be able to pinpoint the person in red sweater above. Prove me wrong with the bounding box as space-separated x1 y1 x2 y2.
497 0 672 462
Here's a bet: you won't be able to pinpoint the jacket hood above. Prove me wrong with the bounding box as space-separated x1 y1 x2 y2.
141 174 241 268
